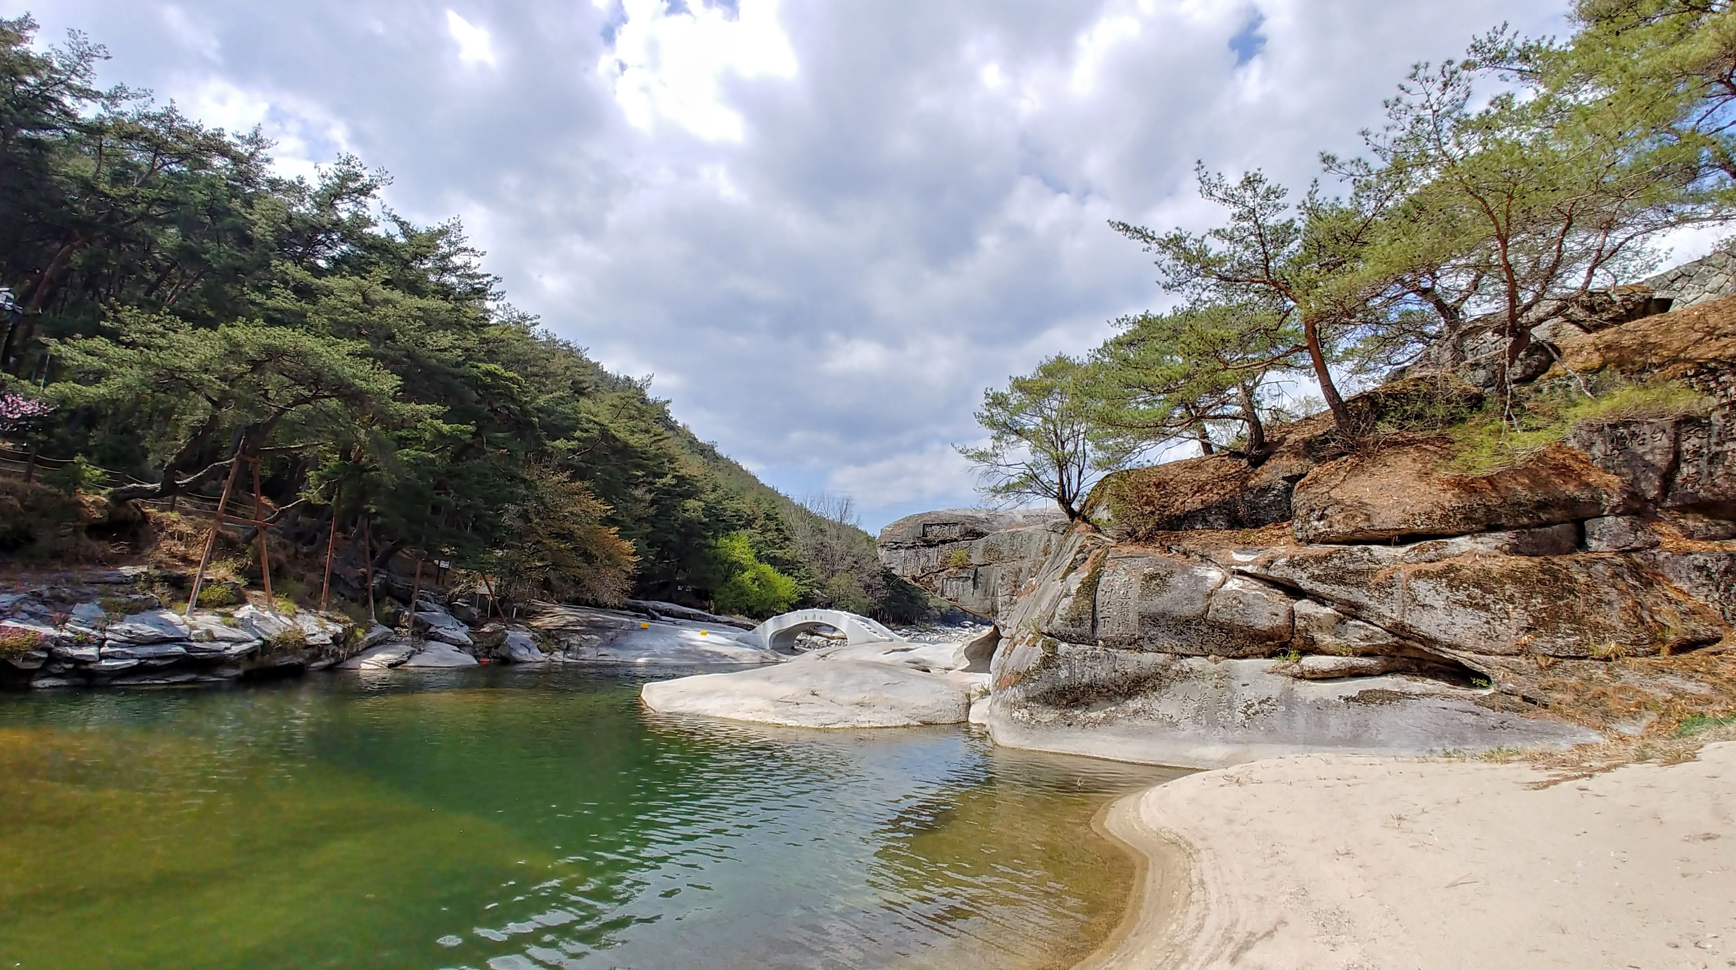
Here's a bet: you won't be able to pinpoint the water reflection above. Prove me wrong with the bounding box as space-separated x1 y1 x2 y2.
0 668 1178 970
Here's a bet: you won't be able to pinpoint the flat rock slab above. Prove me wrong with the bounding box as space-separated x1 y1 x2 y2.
337 640 417 670
105 609 192 645
641 659 972 728
415 611 473 647
398 642 479 668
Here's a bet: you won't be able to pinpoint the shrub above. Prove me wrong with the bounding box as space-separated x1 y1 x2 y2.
260 627 308 657
1446 377 1714 475
714 562 800 618
196 585 239 609
948 548 972 568
0 624 45 656
39 456 108 496
821 572 873 616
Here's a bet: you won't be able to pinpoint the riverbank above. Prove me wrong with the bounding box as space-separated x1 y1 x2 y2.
1080 741 1736 970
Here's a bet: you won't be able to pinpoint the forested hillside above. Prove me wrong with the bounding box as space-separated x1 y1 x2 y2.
0 15 925 621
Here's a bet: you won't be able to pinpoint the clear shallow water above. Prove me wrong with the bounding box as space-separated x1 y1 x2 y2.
0 668 1181 970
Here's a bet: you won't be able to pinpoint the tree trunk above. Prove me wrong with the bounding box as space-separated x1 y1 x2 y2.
1238 383 1268 463
4 235 87 376
1194 424 1215 456
1302 315 1354 439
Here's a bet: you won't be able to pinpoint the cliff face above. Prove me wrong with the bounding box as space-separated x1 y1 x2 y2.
880 289 1736 768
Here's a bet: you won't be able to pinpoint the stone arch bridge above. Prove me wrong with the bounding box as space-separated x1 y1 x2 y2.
751 609 904 654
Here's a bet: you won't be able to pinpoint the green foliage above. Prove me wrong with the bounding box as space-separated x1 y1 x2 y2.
1084 302 1292 464
260 626 308 657
821 572 874 616
490 464 638 607
1447 378 1713 473
710 531 800 617
0 14 920 620
1673 713 1736 739
948 548 972 568
958 355 1108 519
195 585 238 609
39 456 106 495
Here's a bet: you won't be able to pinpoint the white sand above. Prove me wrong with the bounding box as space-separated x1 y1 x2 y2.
1083 742 1736 970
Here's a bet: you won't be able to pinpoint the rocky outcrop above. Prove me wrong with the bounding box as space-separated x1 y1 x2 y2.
1291 442 1629 543
875 508 1068 620
882 291 1736 768
0 574 355 688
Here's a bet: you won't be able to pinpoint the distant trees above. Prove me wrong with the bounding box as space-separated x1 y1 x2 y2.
0 14 926 621
961 1 1736 501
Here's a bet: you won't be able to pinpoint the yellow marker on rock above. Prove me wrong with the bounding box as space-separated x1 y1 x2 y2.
640 622 649 629
700 630 708 636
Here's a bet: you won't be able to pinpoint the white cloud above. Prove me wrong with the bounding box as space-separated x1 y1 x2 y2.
445 9 498 67
159 4 220 60
826 443 978 512
25 0 1578 530
600 0 797 142
178 78 352 181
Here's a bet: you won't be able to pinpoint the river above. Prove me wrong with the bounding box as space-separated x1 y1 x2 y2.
0 667 1181 970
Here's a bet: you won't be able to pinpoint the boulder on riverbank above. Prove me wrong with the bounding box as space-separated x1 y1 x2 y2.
640 638 990 728
529 604 784 665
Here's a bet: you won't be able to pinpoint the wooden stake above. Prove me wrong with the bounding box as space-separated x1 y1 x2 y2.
319 485 341 614
361 517 376 623
407 557 424 642
479 573 506 621
251 457 273 609
185 457 244 617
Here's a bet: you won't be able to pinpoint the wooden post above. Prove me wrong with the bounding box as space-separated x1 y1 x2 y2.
479 573 506 621
185 457 244 617
23 444 36 484
250 457 273 609
319 485 341 614
361 517 376 623
406 557 424 642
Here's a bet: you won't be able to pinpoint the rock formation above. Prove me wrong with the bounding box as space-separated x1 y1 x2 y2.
881 285 1736 768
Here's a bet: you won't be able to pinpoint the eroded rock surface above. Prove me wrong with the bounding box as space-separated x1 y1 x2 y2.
639 637 988 729
880 292 1736 767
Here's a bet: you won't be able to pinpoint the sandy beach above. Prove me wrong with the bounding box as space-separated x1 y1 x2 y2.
1082 742 1736 970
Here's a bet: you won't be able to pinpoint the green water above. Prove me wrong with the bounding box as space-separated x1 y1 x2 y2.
0 668 1180 970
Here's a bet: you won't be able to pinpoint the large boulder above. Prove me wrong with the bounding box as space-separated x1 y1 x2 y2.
530 604 784 665
1242 535 1725 659
1093 450 1308 539
399 641 479 668
1291 441 1629 544
981 645 1600 768
641 658 974 728
414 610 473 647
1568 415 1736 516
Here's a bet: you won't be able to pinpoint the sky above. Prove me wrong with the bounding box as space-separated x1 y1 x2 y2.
17 0 1592 531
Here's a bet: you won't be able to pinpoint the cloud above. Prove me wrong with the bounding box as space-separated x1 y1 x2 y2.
445 9 498 66
600 0 796 141
25 0 1574 530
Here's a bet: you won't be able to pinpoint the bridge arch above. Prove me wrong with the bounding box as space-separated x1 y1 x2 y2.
752 609 904 654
